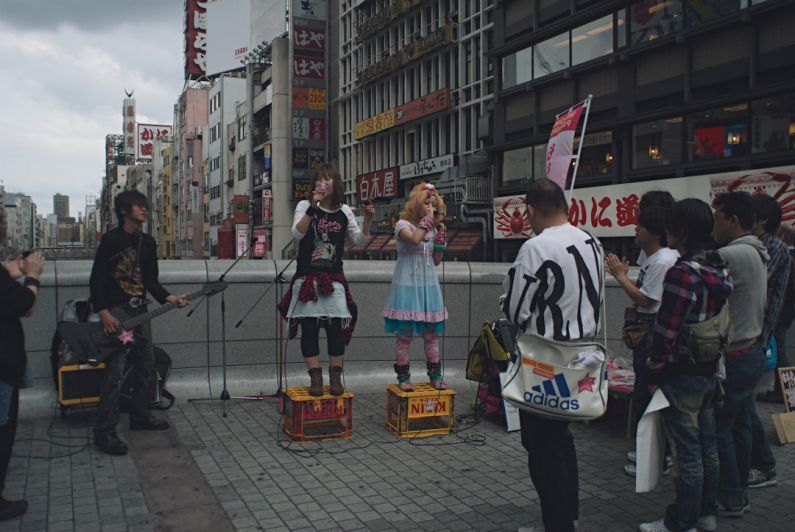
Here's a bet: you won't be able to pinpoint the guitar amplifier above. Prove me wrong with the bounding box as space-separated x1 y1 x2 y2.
58 363 106 407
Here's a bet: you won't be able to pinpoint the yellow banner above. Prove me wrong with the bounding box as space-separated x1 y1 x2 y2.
354 109 396 140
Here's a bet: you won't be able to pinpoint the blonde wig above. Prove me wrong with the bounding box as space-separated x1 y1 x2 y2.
400 182 446 226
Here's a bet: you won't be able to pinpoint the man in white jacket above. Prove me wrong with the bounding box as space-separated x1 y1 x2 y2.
501 179 604 532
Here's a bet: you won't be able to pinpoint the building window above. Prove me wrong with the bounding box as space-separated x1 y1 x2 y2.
630 0 683 46
576 131 614 178
632 117 683 169
752 94 795 154
502 46 533 90
687 104 749 161
502 146 532 183
684 0 742 28
238 155 247 180
534 32 570 78
572 14 614 66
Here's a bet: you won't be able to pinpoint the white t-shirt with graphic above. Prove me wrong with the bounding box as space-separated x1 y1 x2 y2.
636 247 679 315
501 223 604 341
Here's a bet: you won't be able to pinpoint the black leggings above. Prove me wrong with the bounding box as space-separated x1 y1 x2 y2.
300 318 345 358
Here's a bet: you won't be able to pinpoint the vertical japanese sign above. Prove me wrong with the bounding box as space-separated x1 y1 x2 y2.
236 228 249 258
123 98 136 157
252 228 269 258
136 124 172 161
545 98 588 189
184 0 208 80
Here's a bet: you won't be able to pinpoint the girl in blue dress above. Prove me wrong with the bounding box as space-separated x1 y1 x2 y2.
383 182 448 390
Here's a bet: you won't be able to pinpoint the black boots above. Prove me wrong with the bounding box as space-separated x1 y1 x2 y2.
0 497 27 521
129 416 169 431
94 432 128 455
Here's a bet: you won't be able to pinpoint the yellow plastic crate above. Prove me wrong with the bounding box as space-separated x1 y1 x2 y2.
385 383 456 438
282 386 354 442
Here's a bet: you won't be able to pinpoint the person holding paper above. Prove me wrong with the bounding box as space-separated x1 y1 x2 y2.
639 199 732 532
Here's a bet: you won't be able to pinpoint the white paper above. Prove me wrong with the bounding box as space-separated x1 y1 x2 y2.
635 388 670 493
499 372 521 433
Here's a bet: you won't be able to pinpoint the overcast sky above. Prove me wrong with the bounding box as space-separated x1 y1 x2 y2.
0 0 185 218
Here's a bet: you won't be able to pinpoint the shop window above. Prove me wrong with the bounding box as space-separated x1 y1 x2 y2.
684 0 742 27
534 32 570 78
572 15 614 66
533 144 547 179
751 94 795 154
632 117 684 169
617 10 627 49
575 131 614 178
502 146 532 183
502 47 533 90
630 0 683 46
687 104 749 161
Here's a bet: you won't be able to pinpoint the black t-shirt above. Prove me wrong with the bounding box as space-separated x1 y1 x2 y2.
0 266 35 385
89 227 169 311
293 201 365 275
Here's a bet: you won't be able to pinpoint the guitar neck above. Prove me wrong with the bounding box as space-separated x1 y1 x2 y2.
120 291 202 330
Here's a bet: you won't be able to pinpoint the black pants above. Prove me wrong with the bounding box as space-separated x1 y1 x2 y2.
95 306 155 435
519 411 578 532
299 318 345 358
0 387 19 493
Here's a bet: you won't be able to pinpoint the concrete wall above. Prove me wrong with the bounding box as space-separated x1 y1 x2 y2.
24 260 791 400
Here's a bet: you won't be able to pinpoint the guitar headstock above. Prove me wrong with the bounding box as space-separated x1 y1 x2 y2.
202 281 228 297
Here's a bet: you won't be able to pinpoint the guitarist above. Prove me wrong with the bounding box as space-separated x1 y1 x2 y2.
89 191 188 456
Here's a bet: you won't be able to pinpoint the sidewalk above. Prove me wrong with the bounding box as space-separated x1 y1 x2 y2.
3 386 793 532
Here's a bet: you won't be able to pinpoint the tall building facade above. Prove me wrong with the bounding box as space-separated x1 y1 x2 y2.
53 193 69 220
489 0 795 259
337 0 494 258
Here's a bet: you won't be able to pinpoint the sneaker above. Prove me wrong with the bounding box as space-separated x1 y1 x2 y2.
696 514 716 531
627 450 637 463
718 499 750 518
638 518 695 532
747 468 777 488
624 456 672 477
94 432 128 455
0 498 27 521
757 389 784 404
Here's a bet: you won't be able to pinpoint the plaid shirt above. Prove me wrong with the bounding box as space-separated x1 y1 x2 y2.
649 255 732 382
760 233 792 345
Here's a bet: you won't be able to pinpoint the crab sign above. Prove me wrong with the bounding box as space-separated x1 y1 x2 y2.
495 198 532 238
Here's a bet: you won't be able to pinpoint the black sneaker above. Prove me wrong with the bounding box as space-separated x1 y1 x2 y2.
748 468 777 488
129 416 169 431
0 498 27 521
94 432 128 455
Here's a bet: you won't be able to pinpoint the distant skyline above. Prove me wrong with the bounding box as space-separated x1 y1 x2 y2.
0 0 184 218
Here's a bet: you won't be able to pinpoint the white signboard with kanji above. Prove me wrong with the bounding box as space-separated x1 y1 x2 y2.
136 124 172 161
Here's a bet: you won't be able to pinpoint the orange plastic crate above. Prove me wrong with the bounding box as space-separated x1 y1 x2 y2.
282 386 353 442
385 383 456 438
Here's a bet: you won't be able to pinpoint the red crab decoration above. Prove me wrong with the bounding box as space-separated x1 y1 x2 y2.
495 198 532 238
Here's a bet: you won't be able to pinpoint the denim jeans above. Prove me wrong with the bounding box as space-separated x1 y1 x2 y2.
660 376 718 531
715 345 765 508
632 315 656 428
773 303 794 393
749 399 776 472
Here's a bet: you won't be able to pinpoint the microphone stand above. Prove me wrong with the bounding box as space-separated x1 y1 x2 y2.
188 240 255 418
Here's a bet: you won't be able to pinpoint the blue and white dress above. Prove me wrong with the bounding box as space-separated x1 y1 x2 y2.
383 219 448 336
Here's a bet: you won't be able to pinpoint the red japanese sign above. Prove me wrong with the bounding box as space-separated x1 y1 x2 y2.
309 118 325 140
293 54 325 79
292 87 326 110
261 190 272 223
394 88 450 126
293 27 325 51
547 99 587 189
136 124 172 161
252 229 269 258
184 0 207 80
357 167 398 202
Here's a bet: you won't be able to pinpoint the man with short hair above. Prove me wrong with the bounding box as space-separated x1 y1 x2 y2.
90 190 188 456
501 179 604 532
712 191 768 516
747 195 791 488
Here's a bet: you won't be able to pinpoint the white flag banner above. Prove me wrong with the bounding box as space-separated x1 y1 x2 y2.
545 100 588 189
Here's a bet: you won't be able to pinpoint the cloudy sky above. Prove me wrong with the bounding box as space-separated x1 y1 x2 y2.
0 0 185 218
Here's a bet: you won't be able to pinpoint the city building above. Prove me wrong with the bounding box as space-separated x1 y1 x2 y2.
159 142 177 258
100 165 130 232
53 193 70 220
3 193 34 251
337 0 494 259
489 0 795 259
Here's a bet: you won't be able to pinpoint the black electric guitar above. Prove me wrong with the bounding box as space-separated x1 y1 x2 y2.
58 282 227 365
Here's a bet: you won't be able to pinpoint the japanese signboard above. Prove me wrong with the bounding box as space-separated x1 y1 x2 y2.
261 189 272 223
546 99 588 189
293 179 311 201
400 154 454 180
355 109 396 140
293 54 325 79
252 228 269 258
395 88 450 126
293 117 309 140
184 0 208 80
136 124 172 161
309 149 325 169
105 134 124 173
236 228 249 258
263 144 271 184
357 168 398 202
123 98 136 157
494 165 795 239
293 26 325 51
293 147 309 170
292 0 326 20
292 87 326 110
205 0 251 77
233 195 249 224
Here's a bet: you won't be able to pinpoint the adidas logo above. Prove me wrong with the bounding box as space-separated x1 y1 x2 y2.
523 373 581 411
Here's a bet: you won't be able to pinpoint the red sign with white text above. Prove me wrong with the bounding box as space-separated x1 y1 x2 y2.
394 88 450 125
357 167 398 202
136 124 172 161
293 27 325 51
184 0 207 80
546 101 587 189
293 54 325 79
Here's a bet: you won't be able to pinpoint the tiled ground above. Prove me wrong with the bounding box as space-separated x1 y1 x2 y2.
2 385 794 532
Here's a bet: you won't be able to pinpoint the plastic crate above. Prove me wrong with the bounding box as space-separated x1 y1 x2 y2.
282 386 353 442
385 383 456 438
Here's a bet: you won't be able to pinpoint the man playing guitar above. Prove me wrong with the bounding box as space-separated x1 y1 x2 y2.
89 191 188 455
